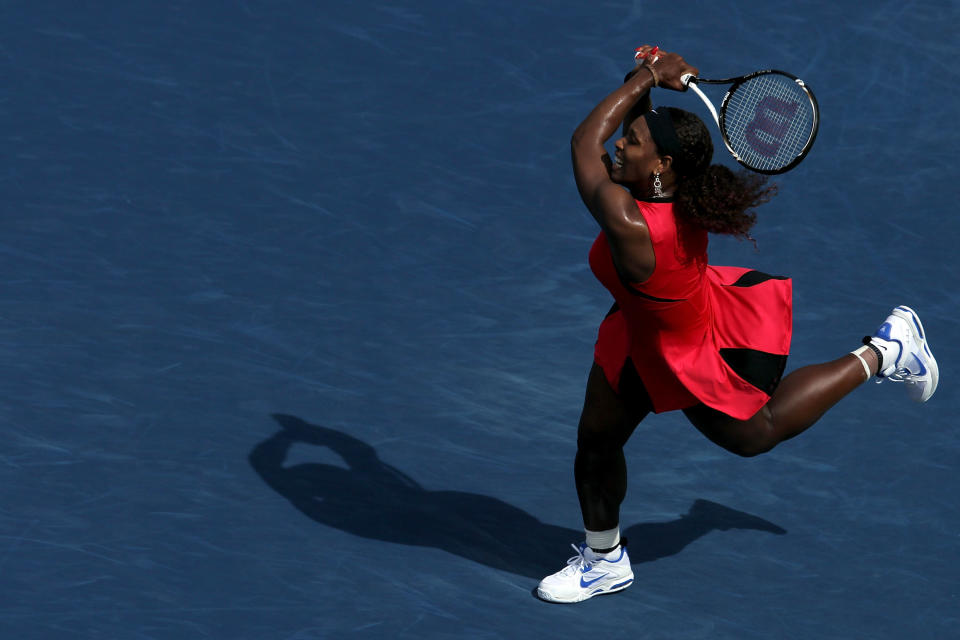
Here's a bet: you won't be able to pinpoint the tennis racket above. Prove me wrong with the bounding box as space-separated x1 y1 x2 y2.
681 70 819 174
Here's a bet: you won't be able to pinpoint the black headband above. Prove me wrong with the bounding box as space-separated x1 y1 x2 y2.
642 109 683 164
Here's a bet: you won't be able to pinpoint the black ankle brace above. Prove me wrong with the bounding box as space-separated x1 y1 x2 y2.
591 537 628 554
862 336 884 375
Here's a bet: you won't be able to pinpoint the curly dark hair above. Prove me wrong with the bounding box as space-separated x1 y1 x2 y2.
663 107 776 239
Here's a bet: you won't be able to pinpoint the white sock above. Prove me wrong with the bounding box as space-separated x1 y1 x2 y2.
585 527 621 552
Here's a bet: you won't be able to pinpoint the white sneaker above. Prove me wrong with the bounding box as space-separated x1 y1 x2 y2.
537 542 634 603
868 305 939 403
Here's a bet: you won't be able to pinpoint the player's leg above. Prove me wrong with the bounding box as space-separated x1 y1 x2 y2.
685 305 938 457
575 360 651 534
684 351 871 456
537 360 650 603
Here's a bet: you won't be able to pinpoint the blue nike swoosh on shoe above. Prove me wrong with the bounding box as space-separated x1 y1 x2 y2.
580 573 610 588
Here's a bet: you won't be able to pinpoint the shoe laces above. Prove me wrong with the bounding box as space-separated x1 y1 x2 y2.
886 367 916 384
561 544 594 575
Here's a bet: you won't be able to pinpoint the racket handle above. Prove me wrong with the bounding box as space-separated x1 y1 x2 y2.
686 81 719 126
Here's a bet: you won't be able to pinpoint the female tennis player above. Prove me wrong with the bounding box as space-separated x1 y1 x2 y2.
536 46 938 604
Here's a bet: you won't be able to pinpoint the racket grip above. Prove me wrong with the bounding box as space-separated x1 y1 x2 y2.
686 81 719 126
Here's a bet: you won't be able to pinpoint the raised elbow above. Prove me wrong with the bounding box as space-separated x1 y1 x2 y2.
571 130 584 151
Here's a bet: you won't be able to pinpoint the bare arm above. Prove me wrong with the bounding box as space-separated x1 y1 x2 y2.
571 67 658 282
571 49 696 282
622 67 654 136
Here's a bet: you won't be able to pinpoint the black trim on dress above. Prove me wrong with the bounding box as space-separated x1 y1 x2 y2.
719 348 788 395
726 270 789 288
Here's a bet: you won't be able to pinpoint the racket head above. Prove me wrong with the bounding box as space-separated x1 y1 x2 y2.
717 70 819 174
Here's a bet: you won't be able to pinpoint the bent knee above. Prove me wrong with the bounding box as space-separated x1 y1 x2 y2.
728 416 779 457
718 410 782 457
576 427 621 453
724 439 776 458
577 415 636 452
688 405 779 457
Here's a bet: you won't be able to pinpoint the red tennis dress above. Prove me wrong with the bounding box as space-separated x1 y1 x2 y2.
590 199 792 420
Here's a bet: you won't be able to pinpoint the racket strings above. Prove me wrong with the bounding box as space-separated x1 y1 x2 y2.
722 74 815 172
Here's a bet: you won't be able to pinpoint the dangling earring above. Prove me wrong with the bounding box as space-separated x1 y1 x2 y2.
653 172 664 198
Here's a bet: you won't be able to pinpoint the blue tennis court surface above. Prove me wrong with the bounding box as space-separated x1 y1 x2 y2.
3 1 958 638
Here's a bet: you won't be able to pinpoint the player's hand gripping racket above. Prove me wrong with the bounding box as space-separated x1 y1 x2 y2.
681 70 819 174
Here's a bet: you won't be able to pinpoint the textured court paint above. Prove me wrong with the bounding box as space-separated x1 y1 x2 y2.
1 1 958 638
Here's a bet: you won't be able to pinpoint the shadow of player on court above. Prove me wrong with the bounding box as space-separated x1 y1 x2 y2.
249 414 787 580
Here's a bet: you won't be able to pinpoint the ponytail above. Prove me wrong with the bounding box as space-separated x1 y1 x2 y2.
663 108 777 240
675 165 776 240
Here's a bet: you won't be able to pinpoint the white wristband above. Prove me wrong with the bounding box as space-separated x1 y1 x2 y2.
850 345 872 380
